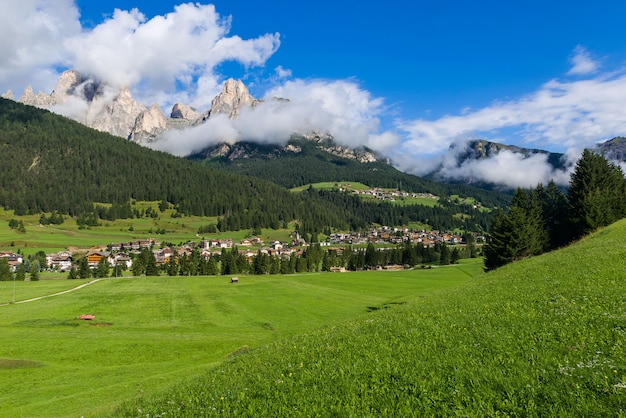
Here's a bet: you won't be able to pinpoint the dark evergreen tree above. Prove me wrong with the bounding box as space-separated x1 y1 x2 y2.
439 243 451 265
207 256 219 275
78 257 91 279
450 247 460 264
94 258 110 278
16 263 27 281
144 249 159 277
567 149 626 239
483 209 515 272
0 258 12 281
67 266 78 280
536 181 569 249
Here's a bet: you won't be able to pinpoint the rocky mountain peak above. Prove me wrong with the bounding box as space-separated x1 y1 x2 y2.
171 103 200 120
51 70 82 101
205 78 261 119
86 86 147 139
129 103 168 143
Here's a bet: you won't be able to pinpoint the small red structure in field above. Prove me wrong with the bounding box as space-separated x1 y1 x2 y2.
79 314 95 320
231 277 239 283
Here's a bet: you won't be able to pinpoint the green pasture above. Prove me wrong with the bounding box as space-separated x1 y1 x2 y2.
0 262 479 417
0 204 297 256
289 181 371 192
290 182 440 207
115 221 626 417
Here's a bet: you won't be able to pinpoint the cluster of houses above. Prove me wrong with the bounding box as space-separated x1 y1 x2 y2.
329 226 483 247
345 186 438 202
0 251 23 271
0 228 481 273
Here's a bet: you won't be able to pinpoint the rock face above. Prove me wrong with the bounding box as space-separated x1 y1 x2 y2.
129 103 169 143
87 87 147 139
171 103 200 120
596 137 626 162
204 78 261 119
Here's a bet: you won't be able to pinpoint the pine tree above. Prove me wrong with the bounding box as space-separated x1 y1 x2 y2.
568 149 626 238
78 257 91 279
16 263 27 281
144 249 159 277
439 242 451 265
483 209 514 271
536 181 569 249
0 258 12 281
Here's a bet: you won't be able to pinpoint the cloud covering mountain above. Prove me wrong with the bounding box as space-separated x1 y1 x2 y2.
2 2 626 189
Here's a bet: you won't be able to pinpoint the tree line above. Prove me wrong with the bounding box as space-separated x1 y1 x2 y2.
484 150 626 271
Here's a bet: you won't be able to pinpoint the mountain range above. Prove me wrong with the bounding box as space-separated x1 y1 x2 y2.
4 71 626 191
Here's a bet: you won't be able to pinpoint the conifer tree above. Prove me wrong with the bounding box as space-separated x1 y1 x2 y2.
0 257 12 281
483 209 514 271
568 149 626 238
536 180 569 249
16 263 27 281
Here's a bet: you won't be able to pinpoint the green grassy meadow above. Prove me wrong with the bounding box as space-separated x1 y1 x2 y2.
0 263 477 417
290 182 440 207
112 221 626 417
0 204 298 257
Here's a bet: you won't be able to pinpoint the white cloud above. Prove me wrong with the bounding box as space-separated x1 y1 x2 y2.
393 65 626 181
151 78 398 156
274 65 292 79
436 147 572 189
65 3 280 110
567 45 599 75
0 2 279 110
0 0 80 94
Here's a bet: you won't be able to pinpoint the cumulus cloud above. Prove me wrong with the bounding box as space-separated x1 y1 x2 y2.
274 65 293 79
65 3 280 110
0 2 279 110
0 0 80 94
151 78 399 156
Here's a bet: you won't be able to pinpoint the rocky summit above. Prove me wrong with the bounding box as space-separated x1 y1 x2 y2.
4 72 267 145
203 78 261 120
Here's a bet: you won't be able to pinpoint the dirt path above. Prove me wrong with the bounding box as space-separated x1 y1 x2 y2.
1 279 102 306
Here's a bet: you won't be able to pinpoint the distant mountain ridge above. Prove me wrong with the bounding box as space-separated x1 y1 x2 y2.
450 139 568 170
191 132 383 164
420 138 626 190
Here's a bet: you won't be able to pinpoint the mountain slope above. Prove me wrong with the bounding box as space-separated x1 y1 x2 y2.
189 136 512 209
0 98 303 221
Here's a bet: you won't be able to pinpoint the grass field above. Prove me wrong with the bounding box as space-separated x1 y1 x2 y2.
111 220 626 417
290 182 440 207
0 262 479 417
0 204 300 257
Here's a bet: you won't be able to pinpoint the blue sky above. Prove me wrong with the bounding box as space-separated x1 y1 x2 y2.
2 1 626 187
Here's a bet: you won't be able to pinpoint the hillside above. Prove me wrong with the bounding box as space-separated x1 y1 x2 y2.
115 220 626 416
0 98 300 218
188 136 511 210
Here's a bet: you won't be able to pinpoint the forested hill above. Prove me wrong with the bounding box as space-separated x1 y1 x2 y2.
188 137 511 210
0 98 302 220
